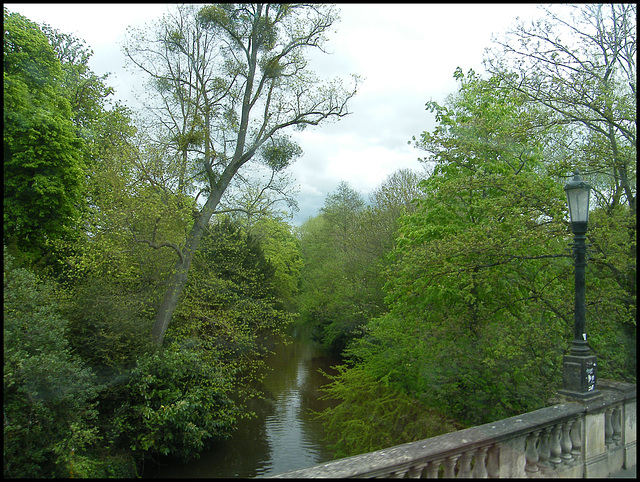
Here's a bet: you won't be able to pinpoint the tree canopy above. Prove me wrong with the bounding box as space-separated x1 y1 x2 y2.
123 3 358 344
311 54 635 456
3 9 84 263
3 6 310 475
485 3 636 214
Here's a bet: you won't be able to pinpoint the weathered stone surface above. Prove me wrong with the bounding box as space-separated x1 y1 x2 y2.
584 410 606 458
623 399 637 468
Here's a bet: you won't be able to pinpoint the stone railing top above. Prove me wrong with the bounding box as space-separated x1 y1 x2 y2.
271 381 636 479
271 404 582 478
594 379 636 399
549 379 637 410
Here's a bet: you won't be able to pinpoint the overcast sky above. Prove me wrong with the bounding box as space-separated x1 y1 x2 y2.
6 3 542 225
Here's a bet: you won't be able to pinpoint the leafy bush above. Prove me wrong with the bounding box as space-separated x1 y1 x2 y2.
117 343 241 462
62 276 156 370
3 249 102 477
315 364 461 459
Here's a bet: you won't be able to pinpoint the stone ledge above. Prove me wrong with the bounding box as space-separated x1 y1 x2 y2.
271 404 585 478
270 382 637 479
549 380 636 411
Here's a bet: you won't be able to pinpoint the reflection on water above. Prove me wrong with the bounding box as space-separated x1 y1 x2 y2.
146 338 340 478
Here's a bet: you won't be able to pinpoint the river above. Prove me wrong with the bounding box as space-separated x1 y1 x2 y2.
144 337 341 478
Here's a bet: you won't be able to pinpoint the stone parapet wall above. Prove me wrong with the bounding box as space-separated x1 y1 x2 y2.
271 381 636 478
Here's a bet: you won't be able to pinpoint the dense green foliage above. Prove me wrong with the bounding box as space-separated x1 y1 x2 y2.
380 69 571 423
3 9 84 263
296 183 373 353
118 343 241 462
314 365 461 459
300 5 635 456
248 216 304 311
295 173 423 354
3 7 302 477
170 217 296 387
3 251 136 478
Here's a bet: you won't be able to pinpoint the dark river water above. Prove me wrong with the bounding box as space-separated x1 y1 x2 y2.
144 337 341 478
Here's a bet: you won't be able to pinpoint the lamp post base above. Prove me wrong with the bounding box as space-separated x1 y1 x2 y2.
558 354 600 399
557 388 602 400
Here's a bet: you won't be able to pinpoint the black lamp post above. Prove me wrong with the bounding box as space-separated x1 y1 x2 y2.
559 170 600 399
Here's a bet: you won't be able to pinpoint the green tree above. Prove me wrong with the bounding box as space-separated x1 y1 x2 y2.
170 217 294 359
3 250 103 478
3 9 84 264
296 172 426 355
321 181 367 253
317 70 574 452
357 69 570 426
39 27 180 380
41 23 142 233
149 217 297 445
485 3 636 213
248 216 303 310
41 24 117 141
118 343 241 463
123 4 359 345
361 168 425 264
315 365 461 459
485 3 636 377
325 69 635 450
296 183 372 353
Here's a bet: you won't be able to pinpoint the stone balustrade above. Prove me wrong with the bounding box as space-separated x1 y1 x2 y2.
271 380 635 478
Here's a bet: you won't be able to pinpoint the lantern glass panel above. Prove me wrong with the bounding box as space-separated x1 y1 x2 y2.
566 187 590 224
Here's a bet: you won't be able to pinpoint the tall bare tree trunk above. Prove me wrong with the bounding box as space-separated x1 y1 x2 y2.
151 196 219 345
152 255 191 345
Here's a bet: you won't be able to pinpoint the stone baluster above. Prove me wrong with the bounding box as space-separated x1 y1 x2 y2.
457 450 473 478
406 461 428 478
611 406 622 445
570 418 582 459
425 459 443 478
604 408 614 448
472 446 489 478
524 430 540 473
560 421 573 464
443 454 460 478
388 467 408 478
537 427 551 469
485 444 500 478
549 424 563 468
